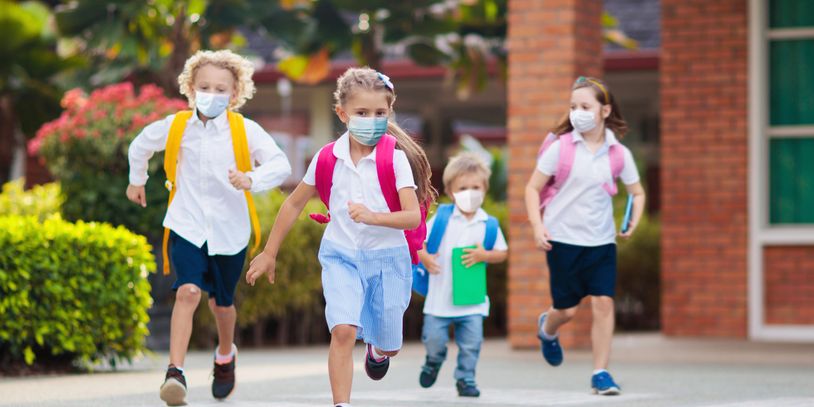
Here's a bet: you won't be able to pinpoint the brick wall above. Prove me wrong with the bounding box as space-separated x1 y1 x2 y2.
660 0 749 337
764 246 814 325
507 0 603 349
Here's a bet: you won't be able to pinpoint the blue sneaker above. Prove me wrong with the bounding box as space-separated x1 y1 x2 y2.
537 312 563 366
591 371 621 395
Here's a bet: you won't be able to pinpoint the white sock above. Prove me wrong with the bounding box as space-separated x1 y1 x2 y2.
538 319 558 340
215 343 237 364
370 346 387 360
335 403 352 407
593 369 608 375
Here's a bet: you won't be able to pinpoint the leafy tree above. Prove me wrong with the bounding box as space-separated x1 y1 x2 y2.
0 1 81 182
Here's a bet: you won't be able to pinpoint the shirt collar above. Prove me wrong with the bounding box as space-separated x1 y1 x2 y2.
451 205 489 223
333 132 378 163
190 108 230 131
570 128 619 146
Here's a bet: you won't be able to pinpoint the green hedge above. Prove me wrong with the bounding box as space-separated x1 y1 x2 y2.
0 216 155 368
0 180 62 221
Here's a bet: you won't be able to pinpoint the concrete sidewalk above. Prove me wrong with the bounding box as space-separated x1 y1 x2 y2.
2 334 813 407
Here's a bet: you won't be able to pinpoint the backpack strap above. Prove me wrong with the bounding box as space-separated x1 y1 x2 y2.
309 142 338 224
483 216 499 250
602 144 625 196
537 132 558 156
161 111 194 275
227 111 262 258
375 133 427 265
539 133 576 208
375 134 400 212
426 203 455 254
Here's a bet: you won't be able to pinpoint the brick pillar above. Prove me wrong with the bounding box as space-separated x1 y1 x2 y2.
660 1 748 337
507 0 603 349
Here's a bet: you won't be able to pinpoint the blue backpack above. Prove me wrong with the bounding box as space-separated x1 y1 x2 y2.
412 203 500 296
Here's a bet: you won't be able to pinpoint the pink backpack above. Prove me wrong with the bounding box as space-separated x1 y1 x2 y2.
538 132 625 210
309 134 428 265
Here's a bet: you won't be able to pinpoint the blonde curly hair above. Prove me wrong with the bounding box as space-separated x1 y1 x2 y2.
177 49 256 110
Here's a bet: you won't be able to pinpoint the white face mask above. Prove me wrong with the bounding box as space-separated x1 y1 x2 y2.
453 189 485 214
196 91 230 118
570 109 597 133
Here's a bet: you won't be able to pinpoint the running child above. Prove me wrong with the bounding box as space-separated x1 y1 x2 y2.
524 76 645 395
246 67 436 407
417 152 508 398
126 50 292 406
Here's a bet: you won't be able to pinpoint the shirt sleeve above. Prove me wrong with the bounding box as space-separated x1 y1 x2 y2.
244 119 293 193
619 147 641 186
128 114 174 186
302 151 319 186
492 225 508 251
394 149 417 190
535 140 561 176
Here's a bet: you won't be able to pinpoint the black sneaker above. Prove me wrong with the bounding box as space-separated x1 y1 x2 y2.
212 349 236 399
160 366 187 406
419 358 442 388
456 379 481 398
364 343 389 381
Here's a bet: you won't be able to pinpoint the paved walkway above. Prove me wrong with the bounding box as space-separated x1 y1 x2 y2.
2 334 813 406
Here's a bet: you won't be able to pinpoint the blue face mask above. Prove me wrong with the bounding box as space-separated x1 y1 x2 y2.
196 91 230 118
348 116 388 146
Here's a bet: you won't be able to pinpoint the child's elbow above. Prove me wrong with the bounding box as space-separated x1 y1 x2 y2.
407 209 422 229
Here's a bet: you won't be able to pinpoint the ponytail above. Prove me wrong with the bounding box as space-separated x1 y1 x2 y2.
387 121 437 205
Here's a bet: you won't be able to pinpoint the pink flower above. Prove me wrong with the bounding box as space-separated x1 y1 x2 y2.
61 88 87 111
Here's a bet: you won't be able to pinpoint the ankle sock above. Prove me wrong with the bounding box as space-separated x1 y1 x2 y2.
215 343 237 364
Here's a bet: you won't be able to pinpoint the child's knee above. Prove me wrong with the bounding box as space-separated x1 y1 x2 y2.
554 306 578 321
175 284 201 306
331 324 357 345
209 300 235 318
591 296 614 317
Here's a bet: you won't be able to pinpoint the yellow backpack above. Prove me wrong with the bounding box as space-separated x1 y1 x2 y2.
161 110 261 275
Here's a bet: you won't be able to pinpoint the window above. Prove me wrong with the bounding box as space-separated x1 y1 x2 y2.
768 0 814 224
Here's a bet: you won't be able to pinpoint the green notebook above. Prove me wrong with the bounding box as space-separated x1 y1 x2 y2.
452 246 487 306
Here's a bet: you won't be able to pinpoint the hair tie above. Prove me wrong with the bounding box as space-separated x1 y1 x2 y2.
377 72 394 91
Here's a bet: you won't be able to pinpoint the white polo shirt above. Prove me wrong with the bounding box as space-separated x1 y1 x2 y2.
128 110 292 255
303 132 416 250
536 128 640 247
422 207 508 318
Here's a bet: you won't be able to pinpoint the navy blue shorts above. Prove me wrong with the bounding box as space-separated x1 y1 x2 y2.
546 241 616 310
170 231 247 307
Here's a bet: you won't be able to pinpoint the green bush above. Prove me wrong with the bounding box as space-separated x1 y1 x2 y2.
0 180 63 221
613 179 661 330
0 216 155 369
28 83 188 239
194 190 327 346
615 213 661 330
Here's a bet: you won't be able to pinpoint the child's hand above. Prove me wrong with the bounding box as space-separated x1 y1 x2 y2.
618 220 637 239
246 251 276 286
423 253 442 274
462 243 488 267
228 169 252 191
126 184 147 207
533 223 552 251
348 202 376 225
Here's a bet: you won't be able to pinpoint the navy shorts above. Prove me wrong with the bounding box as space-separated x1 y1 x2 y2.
546 241 616 309
170 231 247 307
